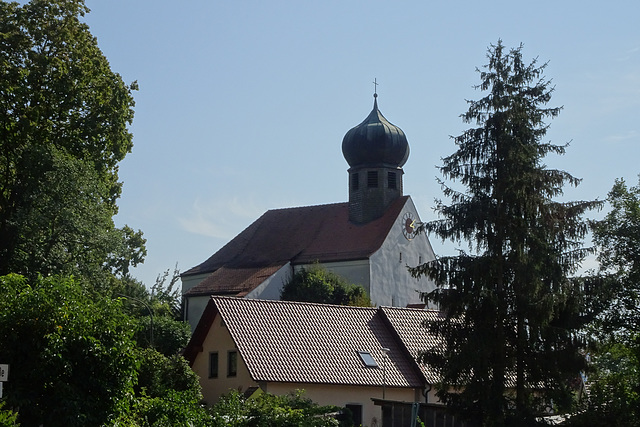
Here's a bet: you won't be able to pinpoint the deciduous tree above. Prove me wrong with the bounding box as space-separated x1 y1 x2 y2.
0 274 139 427
591 177 640 335
0 0 145 285
410 41 602 425
569 177 640 425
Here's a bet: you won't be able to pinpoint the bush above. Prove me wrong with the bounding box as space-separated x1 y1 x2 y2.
281 264 372 307
210 390 341 427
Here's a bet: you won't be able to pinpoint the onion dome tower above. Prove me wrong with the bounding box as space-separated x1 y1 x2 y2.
342 93 410 224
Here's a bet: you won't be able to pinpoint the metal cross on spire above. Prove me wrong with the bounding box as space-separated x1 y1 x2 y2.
373 78 379 97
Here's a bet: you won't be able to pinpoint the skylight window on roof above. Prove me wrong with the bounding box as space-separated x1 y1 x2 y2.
357 351 379 368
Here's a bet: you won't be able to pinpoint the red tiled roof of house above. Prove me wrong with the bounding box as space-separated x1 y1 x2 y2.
380 306 446 384
182 196 409 278
185 296 426 388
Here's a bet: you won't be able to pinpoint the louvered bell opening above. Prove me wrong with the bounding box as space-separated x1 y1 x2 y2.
387 171 397 190
367 171 378 188
351 172 360 191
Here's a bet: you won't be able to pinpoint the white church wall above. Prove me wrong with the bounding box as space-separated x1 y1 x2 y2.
185 294 211 331
369 197 437 308
245 263 292 300
181 272 209 296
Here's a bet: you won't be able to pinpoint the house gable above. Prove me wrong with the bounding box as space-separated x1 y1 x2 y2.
185 302 257 404
184 296 446 423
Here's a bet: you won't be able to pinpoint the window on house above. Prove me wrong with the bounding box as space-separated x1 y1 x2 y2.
346 404 363 427
357 351 379 368
209 352 219 378
227 350 238 377
388 171 397 189
351 172 359 191
367 171 378 188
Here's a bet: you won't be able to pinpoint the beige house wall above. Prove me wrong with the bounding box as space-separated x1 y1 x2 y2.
192 313 258 404
265 382 419 427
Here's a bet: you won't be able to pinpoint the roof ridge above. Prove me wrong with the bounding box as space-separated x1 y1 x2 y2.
380 305 441 314
265 201 348 213
212 295 379 312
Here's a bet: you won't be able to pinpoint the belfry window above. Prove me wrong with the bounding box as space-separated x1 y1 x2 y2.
351 172 359 191
388 172 397 189
367 171 378 188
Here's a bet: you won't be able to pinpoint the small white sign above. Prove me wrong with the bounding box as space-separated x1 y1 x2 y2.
0 364 8 382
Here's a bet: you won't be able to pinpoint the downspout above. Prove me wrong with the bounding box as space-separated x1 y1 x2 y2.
422 383 432 403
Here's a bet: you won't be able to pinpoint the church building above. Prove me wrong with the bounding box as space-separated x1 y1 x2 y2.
181 93 437 330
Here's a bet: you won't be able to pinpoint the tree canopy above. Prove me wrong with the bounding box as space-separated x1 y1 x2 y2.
591 177 640 336
0 0 145 285
567 177 640 426
410 41 602 425
0 274 139 426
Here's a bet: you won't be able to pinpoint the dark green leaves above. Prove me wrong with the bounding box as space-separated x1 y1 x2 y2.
0 274 138 427
0 0 144 284
280 263 372 307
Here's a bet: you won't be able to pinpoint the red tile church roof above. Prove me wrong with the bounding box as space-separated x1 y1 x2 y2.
182 196 409 297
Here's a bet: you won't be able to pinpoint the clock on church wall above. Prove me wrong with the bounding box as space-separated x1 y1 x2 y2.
402 212 417 240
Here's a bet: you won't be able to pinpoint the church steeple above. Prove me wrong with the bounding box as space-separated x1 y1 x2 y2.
342 93 410 224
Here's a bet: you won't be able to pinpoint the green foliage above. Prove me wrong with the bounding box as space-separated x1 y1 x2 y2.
0 0 145 285
108 389 211 427
572 177 640 425
281 264 372 307
567 338 640 427
591 177 640 336
0 274 138 427
135 315 191 356
117 269 190 355
0 402 19 427
210 390 341 427
150 264 183 319
410 41 602 425
136 348 201 400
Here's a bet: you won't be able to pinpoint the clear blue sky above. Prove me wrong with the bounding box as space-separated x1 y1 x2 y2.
81 0 639 287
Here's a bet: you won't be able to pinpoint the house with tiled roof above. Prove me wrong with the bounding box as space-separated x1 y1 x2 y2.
181 94 438 330
184 296 451 427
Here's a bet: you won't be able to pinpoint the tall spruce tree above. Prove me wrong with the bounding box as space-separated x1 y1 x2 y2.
410 41 602 425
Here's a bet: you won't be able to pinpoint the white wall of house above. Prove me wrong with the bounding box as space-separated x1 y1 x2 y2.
369 197 437 308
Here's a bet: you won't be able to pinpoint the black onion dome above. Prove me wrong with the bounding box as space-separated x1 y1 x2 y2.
342 95 410 168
